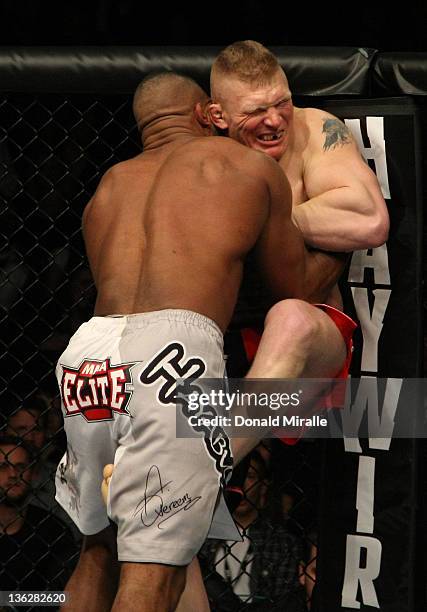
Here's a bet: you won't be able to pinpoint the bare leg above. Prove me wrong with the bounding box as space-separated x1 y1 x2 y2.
176 557 210 612
248 299 346 378
112 562 186 612
100 471 209 611
62 525 119 612
232 299 346 464
101 472 186 610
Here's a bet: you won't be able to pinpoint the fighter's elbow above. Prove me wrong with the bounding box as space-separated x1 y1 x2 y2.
365 209 390 248
357 182 390 247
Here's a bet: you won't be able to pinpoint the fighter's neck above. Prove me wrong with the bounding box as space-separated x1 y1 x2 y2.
142 118 202 151
143 131 195 152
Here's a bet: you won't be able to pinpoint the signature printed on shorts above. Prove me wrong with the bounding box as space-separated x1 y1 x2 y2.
133 465 202 529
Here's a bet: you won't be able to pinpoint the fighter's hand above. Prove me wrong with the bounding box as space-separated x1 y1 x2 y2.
101 463 114 505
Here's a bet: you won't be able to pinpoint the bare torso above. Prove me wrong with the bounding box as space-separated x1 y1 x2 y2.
279 107 343 308
83 136 273 331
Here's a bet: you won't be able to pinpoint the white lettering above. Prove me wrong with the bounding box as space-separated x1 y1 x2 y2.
110 370 125 410
341 534 382 609
343 377 401 453
351 288 391 372
356 456 375 534
348 243 391 285
76 378 91 408
96 376 109 404
62 372 78 412
345 117 390 199
81 363 96 376
89 377 98 404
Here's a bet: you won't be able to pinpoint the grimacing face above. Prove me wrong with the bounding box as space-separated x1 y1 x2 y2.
211 69 293 160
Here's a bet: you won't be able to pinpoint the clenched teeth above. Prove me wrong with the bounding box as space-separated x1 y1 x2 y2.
259 132 283 142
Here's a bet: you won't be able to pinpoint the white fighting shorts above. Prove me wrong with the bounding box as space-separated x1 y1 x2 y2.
55 309 240 565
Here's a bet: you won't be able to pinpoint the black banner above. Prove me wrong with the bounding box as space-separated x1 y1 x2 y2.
319 99 423 611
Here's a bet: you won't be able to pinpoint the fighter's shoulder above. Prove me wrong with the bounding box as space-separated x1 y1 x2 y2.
294 106 334 131
210 136 278 171
186 136 274 175
101 156 143 184
297 108 351 139
295 107 355 156
94 157 143 195
190 135 263 159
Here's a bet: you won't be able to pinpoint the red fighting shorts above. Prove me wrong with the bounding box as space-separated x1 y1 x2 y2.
239 304 357 445
314 304 357 382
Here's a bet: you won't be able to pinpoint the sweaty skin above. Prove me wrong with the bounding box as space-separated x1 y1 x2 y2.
209 55 389 310
84 135 334 331
279 106 388 307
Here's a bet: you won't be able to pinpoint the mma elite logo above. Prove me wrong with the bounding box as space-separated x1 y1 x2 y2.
60 358 136 421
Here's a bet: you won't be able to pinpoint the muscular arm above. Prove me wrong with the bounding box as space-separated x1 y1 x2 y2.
255 157 347 303
291 112 389 252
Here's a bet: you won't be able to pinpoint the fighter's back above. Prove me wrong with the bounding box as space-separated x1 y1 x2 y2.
84 135 280 331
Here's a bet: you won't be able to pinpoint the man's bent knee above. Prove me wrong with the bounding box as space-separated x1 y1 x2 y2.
263 299 347 378
265 299 323 351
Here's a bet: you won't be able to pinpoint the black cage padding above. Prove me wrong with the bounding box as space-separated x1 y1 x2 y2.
0 46 375 95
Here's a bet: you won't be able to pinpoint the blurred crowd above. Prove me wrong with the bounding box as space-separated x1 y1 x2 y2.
0 387 320 609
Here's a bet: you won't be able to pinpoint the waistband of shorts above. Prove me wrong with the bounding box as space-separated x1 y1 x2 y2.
87 309 223 339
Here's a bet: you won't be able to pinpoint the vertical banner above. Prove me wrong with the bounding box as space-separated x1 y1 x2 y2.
319 99 423 611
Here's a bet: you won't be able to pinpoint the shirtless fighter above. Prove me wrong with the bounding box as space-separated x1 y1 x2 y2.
55 73 346 612
209 40 389 311
206 41 388 422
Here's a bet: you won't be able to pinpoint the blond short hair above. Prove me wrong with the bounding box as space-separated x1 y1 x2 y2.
211 40 281 89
